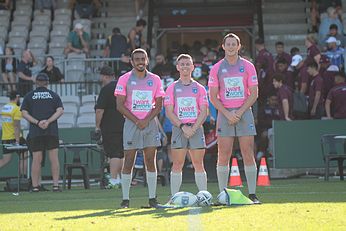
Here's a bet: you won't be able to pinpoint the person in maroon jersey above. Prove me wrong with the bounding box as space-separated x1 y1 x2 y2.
274 41 292 71
276 58 294 91
319 55 339 99
255 38 275 105
307 61 325 119
325 72 346 119
272 73 293 121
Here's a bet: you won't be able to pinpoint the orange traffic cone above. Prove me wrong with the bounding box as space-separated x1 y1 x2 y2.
229 158 243 187
257 157 270 186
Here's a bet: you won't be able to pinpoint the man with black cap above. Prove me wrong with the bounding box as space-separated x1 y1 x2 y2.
21 73 64 192
0 91 28 173
95 66 124 188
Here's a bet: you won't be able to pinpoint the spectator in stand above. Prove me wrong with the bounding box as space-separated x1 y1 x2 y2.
35 0 56 13
255 38 275 105
69 0 101 19
288 54 304 91
318 7 344 45
320 24 345 50
325 72 346 119
255 95 280 161
192 54 209 81
64 23 90 56
128 19 149 52
276 58 294 91
40 56 64 83
17 49 37 97
104 27 128 59
1 47 17 92
319 55 339 98
324 36 345 71
203 50 218 71
274 41 292 70
0 0 10 10
272 73 293 121
151 53 177 89
307 61 325 119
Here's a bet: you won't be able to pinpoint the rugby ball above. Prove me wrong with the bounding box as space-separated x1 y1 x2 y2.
196 191 213 206
217 191 229 205
171 191 198 207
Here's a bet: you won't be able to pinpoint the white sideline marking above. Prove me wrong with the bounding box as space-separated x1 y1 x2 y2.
188 207 203 231
264 191 346 195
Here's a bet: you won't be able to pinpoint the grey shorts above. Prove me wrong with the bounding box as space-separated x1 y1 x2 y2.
123 118 161 150
171 125 206 149
217 108 257 137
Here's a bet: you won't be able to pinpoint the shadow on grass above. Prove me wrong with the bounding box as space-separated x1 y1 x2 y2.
55 206 224 220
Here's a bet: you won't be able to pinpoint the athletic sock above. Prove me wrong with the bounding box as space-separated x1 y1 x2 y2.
244 165 257 194
170 171 182 196
194 171 207 191
216 165 229 192
146 171 157 199
121 173 132 200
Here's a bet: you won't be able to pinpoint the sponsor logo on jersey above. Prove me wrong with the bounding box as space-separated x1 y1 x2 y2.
222 69 227 73
176 88 182 92
239 66 244 73
147 79 153 86
192 88 197 94
251 75 257 82
116 85 123 91
131 81 136 85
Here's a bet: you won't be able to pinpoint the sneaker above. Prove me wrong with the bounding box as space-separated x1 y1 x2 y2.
120 199 129 208
248 194 261 204
148 198 161 208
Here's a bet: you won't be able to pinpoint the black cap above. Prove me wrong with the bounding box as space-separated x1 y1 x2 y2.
100 66 115 76
36 73 49 81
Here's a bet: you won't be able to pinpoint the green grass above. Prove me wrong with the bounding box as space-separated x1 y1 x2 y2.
0 179 346 230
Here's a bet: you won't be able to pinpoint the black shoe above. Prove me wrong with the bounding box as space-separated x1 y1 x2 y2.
248 194 261 204
148 198 161 208
120 199 129 208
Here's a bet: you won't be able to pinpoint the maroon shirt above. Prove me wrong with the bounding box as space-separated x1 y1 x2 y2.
321 69 337 99
306 44 320 65
275 52 292 66
282 70 295 91
277 84 293 120
308 74 324 108
327 82 346 119
256 49 275 100
298 66 312 96
257 104 280 131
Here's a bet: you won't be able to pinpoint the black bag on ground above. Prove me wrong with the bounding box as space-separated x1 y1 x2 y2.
4 178 31 192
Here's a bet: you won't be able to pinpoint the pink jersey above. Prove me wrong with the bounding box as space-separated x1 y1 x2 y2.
208 57 258 108
164 80 208 124
114 70 165 119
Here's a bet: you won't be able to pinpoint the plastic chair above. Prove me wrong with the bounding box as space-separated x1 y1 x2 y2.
320 134 346 181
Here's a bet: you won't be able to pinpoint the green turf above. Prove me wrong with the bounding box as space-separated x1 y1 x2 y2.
0 179 345 230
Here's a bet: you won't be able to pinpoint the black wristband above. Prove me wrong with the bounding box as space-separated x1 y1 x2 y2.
36 120 40 125
179 123 184 129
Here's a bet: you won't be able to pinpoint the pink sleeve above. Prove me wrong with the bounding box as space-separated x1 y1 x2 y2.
198 85 208 106
246 61 258 87
114 74 129 96
154 76 165 98
164 83 174 106
208 62 220 87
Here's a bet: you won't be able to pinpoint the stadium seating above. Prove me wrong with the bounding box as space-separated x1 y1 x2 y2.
79 105 95 117
58 114 76 128
60 95 80 108
81 94 97 107
76 115 96 128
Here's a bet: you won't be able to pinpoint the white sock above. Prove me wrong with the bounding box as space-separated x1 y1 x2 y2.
170 171 182 196
146 171 157 199
121 173 132 200
244 165 257 194
109 178 117 185
195 171 207 191
216 165 229 192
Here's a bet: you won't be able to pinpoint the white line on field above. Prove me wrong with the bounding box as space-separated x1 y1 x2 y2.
188 207 203 231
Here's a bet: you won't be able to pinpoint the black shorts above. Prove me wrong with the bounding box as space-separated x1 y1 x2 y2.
2 137 27 154
102 132 124 159
27 135 59 152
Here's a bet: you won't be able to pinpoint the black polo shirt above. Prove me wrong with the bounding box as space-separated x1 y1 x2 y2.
21 87 63 138
95 80 124 133
40 66 64 83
